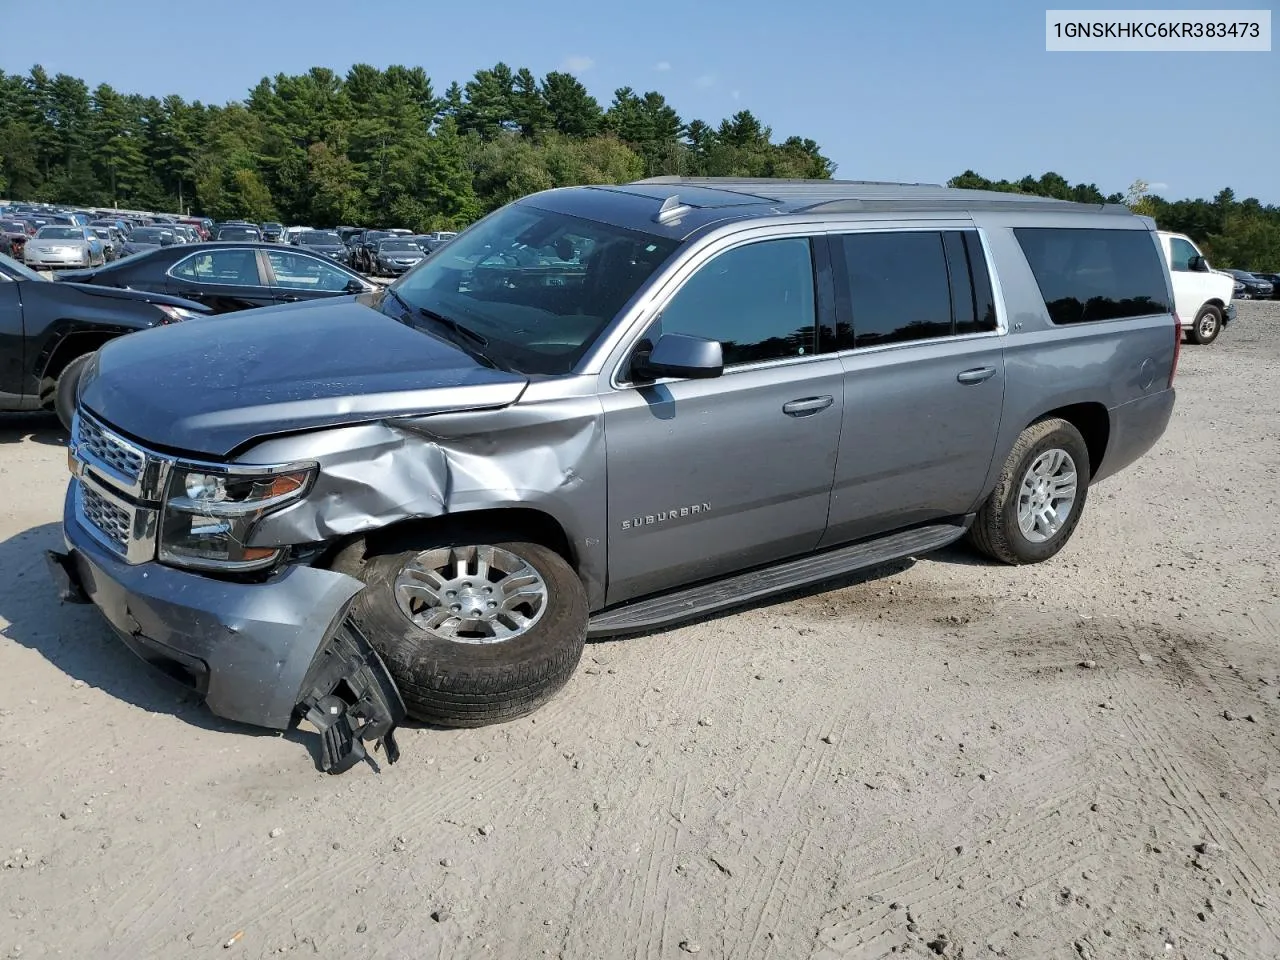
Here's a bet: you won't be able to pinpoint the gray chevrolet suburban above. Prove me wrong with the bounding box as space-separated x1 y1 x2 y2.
48 178 1180 770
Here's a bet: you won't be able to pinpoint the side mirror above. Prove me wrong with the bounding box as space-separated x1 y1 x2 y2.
631 333 724 381
345 278 366 294
1188 254 1207 272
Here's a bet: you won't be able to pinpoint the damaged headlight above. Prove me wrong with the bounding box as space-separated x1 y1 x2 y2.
159 463 316 571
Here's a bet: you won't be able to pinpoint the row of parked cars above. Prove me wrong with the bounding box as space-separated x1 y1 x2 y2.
291 226 457 276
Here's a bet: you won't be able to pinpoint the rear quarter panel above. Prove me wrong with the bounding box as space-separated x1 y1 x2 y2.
976 213 1178 490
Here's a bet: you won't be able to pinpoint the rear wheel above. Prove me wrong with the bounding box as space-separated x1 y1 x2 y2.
346 537 588 727
968 418 1091 565
53 353 93 432
1189 304 1222 345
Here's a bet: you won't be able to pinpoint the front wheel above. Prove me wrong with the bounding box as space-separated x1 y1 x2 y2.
1189 304 1222 345
347 538 588 727
968 417 1091 565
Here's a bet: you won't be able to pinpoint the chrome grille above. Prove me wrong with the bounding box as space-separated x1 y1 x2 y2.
79 482 131 553
75 414 144 485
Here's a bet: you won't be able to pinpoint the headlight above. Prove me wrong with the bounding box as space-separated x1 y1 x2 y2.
155 304 202 323
159 463 316 570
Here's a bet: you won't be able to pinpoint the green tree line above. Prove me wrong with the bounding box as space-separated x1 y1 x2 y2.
0 63 833 232
949 169 1280 271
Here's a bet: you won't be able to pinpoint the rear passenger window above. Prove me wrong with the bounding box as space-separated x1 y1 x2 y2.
1014 227 1171 325
827 230 997 350
655 238 816 366
171 250 261 286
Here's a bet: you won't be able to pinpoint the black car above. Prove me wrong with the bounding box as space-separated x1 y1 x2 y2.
58 241 375 314
261 221 286 243
1225 269 1275 300
121 225 182 256
0 251 209 428
350 230 395 273
295 229 352 265
370 237 426 276
1248 271 1280 299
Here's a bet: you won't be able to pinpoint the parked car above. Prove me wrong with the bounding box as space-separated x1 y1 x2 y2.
0 219 33 259
1157 231 1237 344
48 177 1181 772
1248 271 1280 298
370 237 426 276
58 241 375 314
349 229 394 273
23 225 107 270
0 251 208 428
295 229 352 264
261 221 286 243
1223 268 1275 300
89 226 125 261
120 225 181 256
215 223 263 242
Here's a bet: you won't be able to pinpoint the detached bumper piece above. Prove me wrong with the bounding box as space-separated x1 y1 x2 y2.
45 549 90 605
296 617 406 775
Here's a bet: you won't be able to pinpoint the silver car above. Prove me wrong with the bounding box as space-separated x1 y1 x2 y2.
51 178 1180 772
24 225 107 269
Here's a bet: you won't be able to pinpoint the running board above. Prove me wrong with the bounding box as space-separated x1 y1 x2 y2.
587 521 968 637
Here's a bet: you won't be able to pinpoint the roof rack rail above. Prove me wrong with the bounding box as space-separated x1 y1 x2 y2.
796 198 1134 215
633 176 944 188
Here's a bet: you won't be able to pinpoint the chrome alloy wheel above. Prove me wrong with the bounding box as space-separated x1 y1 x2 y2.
1016 448 1078 543
393 545 548 643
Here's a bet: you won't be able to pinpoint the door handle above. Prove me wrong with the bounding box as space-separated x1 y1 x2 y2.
956 366 997 385
782 396 834 416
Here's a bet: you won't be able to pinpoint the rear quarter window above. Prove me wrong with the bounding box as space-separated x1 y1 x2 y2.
1014 227 1170 325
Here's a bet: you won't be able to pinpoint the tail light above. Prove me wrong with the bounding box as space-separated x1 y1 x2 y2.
1169 312 1182 388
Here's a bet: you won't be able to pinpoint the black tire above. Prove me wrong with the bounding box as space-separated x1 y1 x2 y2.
53 353 93 432
1189 304 1222 345
347 537 588 727
968 417 1091 565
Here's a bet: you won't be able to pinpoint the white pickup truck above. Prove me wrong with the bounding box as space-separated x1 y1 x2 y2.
1157 230 1237 345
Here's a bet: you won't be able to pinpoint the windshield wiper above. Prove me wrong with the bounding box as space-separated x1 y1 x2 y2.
383 288 503 369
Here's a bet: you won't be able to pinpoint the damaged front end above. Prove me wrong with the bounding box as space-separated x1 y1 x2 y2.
50 500 405 775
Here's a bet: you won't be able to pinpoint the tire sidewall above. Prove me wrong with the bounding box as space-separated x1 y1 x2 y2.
54 353 93 431
350 540 587 723
995 425 1090 564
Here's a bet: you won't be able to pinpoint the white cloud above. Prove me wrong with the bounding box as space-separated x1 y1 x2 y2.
695 73 716 88
1148 181 1169 190
560 55 595 74
654 60 672 71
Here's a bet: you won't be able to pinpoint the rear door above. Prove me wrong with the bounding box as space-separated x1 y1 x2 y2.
819 228 1006 546
262 248 365 304
165 247 277 313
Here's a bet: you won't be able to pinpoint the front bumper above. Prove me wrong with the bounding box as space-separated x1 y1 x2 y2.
25 252 90 268
52 482 404 770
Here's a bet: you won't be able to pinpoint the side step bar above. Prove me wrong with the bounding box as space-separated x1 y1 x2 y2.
587 521 969 637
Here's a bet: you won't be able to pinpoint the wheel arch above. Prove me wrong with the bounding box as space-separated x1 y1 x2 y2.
38 329 124 402
1031 402 1110 482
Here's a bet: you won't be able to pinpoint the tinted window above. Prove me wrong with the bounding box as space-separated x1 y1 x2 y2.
654 238 816 366
1167 236 1198 271
1014 227 1170 325
836 232 952 347
133 228 175 244
171 249 262 285
379 240 420 252
36 227 83 239
217 227 261 241
301 232 341 244
265 250 353 292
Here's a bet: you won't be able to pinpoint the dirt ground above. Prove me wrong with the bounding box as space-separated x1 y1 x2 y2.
1 301 1278 960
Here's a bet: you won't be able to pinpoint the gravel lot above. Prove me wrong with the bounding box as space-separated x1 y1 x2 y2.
1 301 1278 959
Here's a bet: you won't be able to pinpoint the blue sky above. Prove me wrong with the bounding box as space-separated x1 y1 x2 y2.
4 0 1276 203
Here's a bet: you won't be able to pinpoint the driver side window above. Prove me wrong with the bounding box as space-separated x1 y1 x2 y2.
652 238 817 366
1168 237 1198 272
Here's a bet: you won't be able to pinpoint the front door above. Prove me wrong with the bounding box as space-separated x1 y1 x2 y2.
0 279 24 401
262 249 363 304
165 247 277 313
601 236 844 606
820 229 1006 546
1164 234 1218 320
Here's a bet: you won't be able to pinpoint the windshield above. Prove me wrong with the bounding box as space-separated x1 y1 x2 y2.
0 221 25 232
301 231 342 244
36 226 84 240
389 203 679 376
217 227 261 240
0 251 46 281
379 240 420 252
133 228 175 243
91 228 111 239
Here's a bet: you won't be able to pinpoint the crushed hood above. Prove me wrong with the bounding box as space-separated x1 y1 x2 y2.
79 298 528 457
